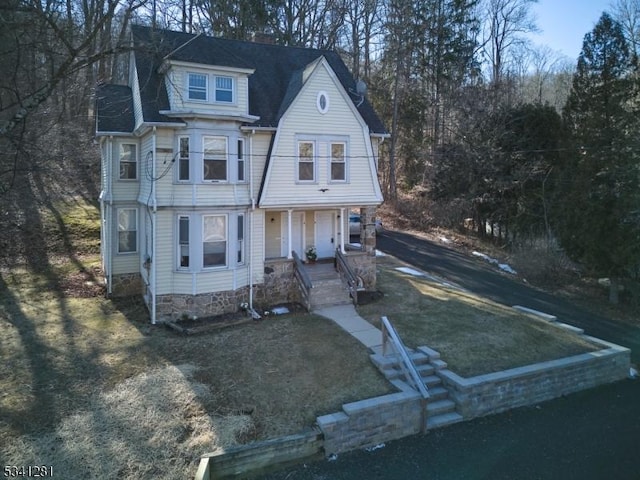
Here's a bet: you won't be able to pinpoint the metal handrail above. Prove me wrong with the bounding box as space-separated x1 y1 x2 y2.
335 249 358 306
292 250 313 310
381 316 430 399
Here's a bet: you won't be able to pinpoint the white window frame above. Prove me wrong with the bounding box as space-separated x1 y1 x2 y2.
178 215 190 269
178 136 190 182
214 75 234 103
237 138 246 183
317 91 330 114
187 72 208 101
118 143 137 180
117 208 138 254
297 140 316 183
202 214 228 269
203 136 228 182
329 141 347 183
236 213 245 265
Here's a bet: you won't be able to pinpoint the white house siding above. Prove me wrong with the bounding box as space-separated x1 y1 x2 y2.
153 208 259 296
251 210 265 284
260 61 382 208
249 132 272 200
165 65 250 116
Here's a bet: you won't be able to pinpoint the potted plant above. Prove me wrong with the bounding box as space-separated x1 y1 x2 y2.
305 245 317 263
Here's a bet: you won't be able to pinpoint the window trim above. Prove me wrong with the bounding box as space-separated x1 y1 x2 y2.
118 143 138 181
203 135 228 182
317 91 330 114
236 213 245 265
202 214 228 269
187 72 208 101
296 140 316 183
178 215 190 269
214 75 235 103
177 136 190 182
237 138 246 183
329 141 347 183
117 208 138 254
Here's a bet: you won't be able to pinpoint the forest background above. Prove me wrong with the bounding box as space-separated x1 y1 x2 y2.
1 0 639 305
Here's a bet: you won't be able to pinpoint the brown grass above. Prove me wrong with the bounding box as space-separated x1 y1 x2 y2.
0 200 391 479
357 256 600 377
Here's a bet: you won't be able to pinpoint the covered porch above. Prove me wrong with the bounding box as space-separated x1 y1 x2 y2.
263 206 378 262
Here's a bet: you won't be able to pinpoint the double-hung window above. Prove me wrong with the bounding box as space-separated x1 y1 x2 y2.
203 136 227 181
178 216 190 268
119 144 137 180
117 208 137 253
178 137 190 181
330 142 346 182
236 214 245 264
297 141 315 182
237 139 245 182
203 215 227 268
215 76 233 103
188 73 207 101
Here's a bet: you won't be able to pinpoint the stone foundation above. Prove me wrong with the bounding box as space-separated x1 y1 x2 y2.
255 258 303 306
156 287 251 320
343 251 377 290
110 273 143 297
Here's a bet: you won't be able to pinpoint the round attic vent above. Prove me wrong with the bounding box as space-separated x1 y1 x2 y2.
317 91 329 114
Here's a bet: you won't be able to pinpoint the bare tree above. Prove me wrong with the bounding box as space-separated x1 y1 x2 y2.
612 0 640 59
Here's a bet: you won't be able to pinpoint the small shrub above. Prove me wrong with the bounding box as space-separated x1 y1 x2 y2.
510 236 579 286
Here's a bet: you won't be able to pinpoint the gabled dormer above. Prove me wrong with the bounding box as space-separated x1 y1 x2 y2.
158 59 258 123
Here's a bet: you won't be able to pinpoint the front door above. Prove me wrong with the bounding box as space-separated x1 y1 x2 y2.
315 211 335 258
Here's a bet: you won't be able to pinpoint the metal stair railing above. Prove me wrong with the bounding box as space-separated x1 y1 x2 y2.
292 250 313 311
381 315 430 432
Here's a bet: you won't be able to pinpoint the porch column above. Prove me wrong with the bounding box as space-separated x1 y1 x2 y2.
287 209 293 259
339 207 346 253
360 206 377 253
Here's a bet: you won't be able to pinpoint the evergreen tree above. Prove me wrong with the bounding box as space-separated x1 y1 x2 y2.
557 12 640 303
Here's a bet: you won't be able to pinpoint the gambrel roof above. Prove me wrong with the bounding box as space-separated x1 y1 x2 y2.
96 25 387 135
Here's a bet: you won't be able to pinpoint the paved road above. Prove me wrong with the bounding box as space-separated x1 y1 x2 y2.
258 230 640 480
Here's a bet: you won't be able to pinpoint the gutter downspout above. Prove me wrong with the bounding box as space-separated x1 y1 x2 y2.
151 127 158 324
249 130 255 311
107 136 113 295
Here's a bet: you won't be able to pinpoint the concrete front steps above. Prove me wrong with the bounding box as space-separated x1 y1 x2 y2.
370 346 464 430
306 263 352 310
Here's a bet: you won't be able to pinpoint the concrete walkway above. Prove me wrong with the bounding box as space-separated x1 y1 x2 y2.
314 304 383 353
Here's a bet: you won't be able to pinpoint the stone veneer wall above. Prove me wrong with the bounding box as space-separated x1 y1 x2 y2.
110 273 143 297
344 250 377 290
154 259 303 320
437 336 630 419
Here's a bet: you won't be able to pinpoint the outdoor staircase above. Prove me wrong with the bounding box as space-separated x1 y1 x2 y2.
306 262 352 310
370 347 464 430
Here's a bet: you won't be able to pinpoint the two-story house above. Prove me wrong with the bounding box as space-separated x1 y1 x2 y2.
95 25 387 323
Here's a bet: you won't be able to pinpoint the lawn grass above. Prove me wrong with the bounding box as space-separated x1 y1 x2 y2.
356 256 600 377
0 199 392 479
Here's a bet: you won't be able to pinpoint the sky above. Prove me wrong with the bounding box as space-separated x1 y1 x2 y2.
529 0 614 61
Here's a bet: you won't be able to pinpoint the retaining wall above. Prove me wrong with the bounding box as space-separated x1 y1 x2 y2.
316 390 424 456
438 336 630 419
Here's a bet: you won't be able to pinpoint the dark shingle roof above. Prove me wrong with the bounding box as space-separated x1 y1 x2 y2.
95 84 135 133
130 25 387 134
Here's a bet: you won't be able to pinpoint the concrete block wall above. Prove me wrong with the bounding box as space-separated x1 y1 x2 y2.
438 337 630 419
316 390 424 455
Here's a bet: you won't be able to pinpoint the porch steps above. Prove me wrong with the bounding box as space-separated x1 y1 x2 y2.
306 262 352 310
370 349 464 431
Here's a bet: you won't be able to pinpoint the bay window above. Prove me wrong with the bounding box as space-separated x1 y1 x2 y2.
203 136 227 181
117 208 137 253
203 215 227 268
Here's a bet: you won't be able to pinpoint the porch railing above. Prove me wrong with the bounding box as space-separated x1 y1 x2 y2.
335 249 358 306
292 250 313 311
381 315 429 432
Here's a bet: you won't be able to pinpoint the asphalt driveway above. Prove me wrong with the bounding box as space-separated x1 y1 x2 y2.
258 229 640 480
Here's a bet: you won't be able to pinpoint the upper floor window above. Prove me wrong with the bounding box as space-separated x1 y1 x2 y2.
203 136 227 181
117 208 137 254
178 136 190 181
330 142 346 182
188 73 207 101
215 76 234 103
119 144 137 180
297 141 315 182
